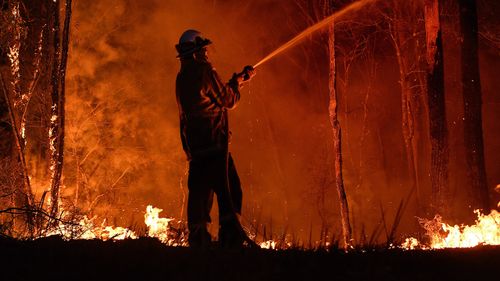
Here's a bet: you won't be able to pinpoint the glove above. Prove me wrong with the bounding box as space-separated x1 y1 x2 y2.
233 65 256 84
241 65 256 81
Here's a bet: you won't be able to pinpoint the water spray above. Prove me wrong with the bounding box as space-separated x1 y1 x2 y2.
252 0 378 69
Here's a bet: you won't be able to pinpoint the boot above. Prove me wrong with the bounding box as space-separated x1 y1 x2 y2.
188 224 212 249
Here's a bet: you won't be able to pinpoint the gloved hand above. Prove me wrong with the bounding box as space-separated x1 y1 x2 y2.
233 65 256 84
241 65 256 81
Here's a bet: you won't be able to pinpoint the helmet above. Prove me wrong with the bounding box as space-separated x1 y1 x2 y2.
175 29 212 58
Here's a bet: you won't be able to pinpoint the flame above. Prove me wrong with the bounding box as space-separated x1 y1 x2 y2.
260 240 277 250
401 237 419 250
427 210 499 248
144 205 189 246
43 215 137 240
402 207 500 249
36 205 298 249
36 199 499 250
41 205 184 243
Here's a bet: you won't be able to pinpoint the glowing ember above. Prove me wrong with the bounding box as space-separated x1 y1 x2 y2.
260 240 277 250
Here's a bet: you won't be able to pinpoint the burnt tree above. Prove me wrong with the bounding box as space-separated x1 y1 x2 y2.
49 0 71 216
49 0 72 227
424 0 449 215
458 0 489 211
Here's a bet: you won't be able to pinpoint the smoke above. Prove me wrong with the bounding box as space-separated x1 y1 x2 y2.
63 0 500 242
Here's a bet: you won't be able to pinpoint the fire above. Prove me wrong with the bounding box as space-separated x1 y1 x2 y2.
37 201 499 250
425 210 499 248
401 237 419 250
43 215 137 241
402 207 500 249
40 205 277 248
42 205 182 243
260 240 277 250
144 205 187 246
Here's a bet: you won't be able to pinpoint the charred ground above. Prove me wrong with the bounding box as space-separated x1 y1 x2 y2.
1 236 499 281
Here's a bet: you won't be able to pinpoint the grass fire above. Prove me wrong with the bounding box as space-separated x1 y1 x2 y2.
0 0 499 280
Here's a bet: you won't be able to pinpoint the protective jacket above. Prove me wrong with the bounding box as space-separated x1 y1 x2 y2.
176 58 240 159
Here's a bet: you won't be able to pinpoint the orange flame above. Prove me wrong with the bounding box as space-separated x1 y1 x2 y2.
144 205 188 246
402 207 500 250
43 215 137 240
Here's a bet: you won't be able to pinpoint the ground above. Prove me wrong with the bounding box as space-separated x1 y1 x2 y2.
1 236 498 281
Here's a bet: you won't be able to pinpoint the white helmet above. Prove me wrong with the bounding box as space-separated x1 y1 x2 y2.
175 29 212 58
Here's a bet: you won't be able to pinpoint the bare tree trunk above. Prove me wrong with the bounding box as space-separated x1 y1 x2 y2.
389 23 420 206
328 20 352 249
458 0 489 211
49 0 72 216
424 0 449 215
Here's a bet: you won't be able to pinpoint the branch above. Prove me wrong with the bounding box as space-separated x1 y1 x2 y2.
0 206 78 226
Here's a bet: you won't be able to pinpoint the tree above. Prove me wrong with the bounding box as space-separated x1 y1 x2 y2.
424 0 449 215
0 0 72 234
386 0 428 213
294 0 353 248
458 0 489 211
325 1 352 248
0 0 35 230
48 0 72 217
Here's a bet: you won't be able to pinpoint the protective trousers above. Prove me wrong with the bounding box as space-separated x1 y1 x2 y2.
187 152 242 246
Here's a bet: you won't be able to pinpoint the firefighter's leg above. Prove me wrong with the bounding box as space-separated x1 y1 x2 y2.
214 152 255 248
209 152 235 222
227 153 242 214
187 158 214 247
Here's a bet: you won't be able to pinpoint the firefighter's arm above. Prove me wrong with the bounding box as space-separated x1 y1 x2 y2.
232 65 256 84
205 67 241 109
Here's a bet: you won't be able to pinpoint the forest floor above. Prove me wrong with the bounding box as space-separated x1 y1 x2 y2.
1 236 498 281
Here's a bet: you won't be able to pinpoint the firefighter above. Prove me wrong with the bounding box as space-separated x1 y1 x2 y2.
175 29 256 248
